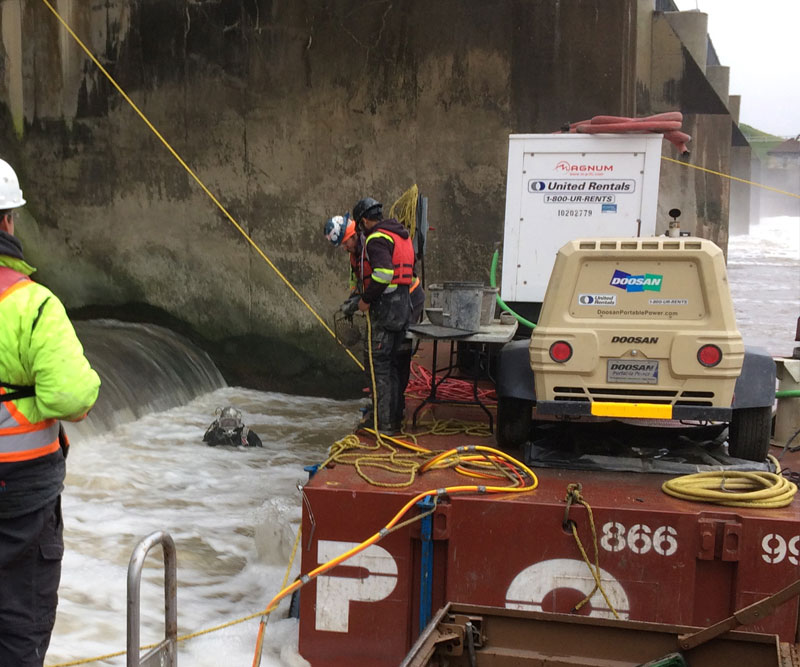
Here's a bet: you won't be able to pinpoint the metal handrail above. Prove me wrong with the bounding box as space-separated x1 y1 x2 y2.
127 531 178 667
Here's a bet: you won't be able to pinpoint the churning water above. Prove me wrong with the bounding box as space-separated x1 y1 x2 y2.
727 215 800 356
49 322 360 667
46 216 798 667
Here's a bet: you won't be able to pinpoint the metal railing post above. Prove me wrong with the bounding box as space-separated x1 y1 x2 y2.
127 531 178 667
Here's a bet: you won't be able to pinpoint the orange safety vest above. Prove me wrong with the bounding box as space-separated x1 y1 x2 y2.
0 267 61 463
365 228 415 286
385 228 414 286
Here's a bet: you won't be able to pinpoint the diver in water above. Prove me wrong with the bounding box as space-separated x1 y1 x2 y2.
203 406 263 447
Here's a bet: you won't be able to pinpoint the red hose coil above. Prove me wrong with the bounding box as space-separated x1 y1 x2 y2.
406 361 497 403
566 112 691 155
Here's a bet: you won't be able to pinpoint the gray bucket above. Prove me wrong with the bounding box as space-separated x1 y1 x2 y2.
481 287 499 325
427 282 483 331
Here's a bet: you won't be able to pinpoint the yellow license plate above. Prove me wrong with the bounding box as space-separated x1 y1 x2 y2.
590 402 673 419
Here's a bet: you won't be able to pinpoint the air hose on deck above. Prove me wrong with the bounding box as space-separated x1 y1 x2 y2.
662 455 798 508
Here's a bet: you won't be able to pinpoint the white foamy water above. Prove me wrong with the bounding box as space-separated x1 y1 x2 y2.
49 388 361 667
727 215 800 356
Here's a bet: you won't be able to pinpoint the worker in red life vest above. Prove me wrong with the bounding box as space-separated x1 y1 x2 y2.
324 207 425 432
352 197 421 435
0 159 101 666
324 211 425 323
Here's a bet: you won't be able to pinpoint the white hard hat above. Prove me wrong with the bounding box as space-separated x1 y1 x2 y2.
0 159 26 209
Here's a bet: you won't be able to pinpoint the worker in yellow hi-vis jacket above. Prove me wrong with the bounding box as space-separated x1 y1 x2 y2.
0 158 100 666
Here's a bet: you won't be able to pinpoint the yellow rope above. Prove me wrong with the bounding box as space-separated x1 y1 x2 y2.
412 417 493 438
388 184 419 239
365 311 383 442
47 608 268 666
661 455 798 508
251 518 303 667
661 155 800 200
563 484 620 619
39 0 364 373
332 312 514 486
49 528 305 667
334 441 426 487
252 450 539 648
38 5 800 388
34 0 800 383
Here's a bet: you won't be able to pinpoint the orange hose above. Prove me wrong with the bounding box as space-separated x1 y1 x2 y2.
565 112 691 155
250 450 538 665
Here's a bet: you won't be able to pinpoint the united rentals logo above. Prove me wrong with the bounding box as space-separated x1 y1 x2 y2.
528 179 633 192
578 294 616 306
610 269 663 292
554 161 614 174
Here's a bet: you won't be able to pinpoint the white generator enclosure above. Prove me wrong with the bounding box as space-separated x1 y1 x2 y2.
501 133 663 303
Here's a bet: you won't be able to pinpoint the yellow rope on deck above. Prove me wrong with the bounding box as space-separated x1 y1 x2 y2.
250 447 539 665
412 417 493 438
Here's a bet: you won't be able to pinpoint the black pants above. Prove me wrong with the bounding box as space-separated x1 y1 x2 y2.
366 287 411 430
367 324 410 430
0 497 64 667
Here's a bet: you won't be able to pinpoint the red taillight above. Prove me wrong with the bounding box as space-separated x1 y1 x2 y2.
549 341 573 363
697 344 722 367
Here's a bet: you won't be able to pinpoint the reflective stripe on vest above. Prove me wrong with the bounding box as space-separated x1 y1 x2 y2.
365 229 414 286
0 271 59 462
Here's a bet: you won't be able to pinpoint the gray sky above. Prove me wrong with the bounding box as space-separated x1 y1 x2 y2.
676 0 800 137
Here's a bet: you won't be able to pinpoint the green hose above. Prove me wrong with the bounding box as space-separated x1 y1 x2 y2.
490 249 536 329
777 389 800 399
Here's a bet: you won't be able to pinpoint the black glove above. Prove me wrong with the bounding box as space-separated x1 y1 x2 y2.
340 295 361 319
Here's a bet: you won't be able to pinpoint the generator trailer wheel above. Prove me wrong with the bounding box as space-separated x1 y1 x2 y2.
727 406 772 462
496 397 533 451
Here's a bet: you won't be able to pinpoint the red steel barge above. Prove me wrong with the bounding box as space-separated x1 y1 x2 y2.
296 356 800 666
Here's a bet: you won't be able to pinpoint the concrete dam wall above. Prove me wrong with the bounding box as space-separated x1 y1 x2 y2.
0 0 739 395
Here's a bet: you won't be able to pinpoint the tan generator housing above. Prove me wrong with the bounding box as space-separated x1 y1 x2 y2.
530 237 744 418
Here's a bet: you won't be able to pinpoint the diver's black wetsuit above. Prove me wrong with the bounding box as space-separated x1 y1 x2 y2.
203 424 263 447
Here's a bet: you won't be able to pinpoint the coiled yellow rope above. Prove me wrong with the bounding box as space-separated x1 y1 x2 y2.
388 184 419 239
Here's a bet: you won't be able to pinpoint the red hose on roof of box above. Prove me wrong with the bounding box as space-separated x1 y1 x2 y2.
565 112 691 155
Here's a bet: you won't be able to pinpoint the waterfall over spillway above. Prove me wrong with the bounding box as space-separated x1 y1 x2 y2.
71 319 227 435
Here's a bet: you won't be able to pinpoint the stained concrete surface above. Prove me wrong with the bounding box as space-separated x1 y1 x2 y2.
0 0 740 395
